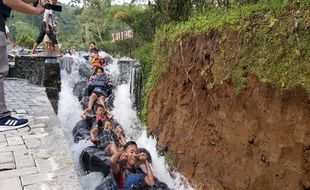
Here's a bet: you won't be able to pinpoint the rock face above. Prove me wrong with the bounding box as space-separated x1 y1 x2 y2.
9 56 60 113
147 32 310 190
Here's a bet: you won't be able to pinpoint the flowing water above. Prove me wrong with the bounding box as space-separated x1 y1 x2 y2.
57 53 194 190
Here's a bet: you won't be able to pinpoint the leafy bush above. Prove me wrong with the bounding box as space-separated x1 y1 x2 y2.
17 35 35 49
101 37 145 57
9 21 38 48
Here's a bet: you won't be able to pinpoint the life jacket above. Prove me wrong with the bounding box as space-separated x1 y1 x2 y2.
90 75 109 93
114 167 148 190
0 0 11 32
91 57 102 69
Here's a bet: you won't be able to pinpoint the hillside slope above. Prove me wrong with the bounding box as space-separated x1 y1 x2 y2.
146 2 310 189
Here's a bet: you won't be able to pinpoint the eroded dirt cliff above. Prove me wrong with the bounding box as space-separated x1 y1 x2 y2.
147 30 310 190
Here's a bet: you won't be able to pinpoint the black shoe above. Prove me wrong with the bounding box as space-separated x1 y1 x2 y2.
0 116 29 132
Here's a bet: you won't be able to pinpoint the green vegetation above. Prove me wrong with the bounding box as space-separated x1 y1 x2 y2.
9 20 38 48
6 0 309 124
7 2 78 50
140 0 310 122
132 43 153 121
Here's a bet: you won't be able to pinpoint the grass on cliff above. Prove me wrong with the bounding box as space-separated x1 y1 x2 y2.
138 0 310 123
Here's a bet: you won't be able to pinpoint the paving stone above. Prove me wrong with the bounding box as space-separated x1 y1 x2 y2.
10 105 21 109
34 151 51 160
34 116 50 120
34 157 58 173
0 162 15 170
23 116 35 121
0 134 6 142
0 144 27 152
22 105 30 109
7 104 18 109
0 151 14 164
24 138 41 149
7 136 24 146
30 123 47 129
0 167 38 179
15 151 35 169
13 113 29 118
21 172 56 186
3 79 82 189
15 109 28 114
0 141 8 148
22 129 48 139
17 126 32 133
23 183 52 190
0 177 23 190
1 129 18 137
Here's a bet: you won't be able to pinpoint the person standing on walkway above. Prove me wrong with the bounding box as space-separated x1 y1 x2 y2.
43 34 52 54
32 0 59 55
0 0 48 131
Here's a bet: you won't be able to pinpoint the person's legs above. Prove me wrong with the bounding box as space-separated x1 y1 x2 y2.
47 26 60 55
86 93 97 112
0 32 28 131
98 95 105 109
0 32 10 117
43 35 51 55
44 41 48 54
32 22 46 54
48 42 52 54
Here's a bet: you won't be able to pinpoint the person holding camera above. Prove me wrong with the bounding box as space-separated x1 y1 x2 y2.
0 0 49 131
32 0 60 55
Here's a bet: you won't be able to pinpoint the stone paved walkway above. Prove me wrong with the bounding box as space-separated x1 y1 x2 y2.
0 78 82 190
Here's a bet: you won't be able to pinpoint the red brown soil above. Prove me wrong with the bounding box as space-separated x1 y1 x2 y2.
147 30 310 190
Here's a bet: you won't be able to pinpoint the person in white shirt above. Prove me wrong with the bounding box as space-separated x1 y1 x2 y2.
32 0 59 55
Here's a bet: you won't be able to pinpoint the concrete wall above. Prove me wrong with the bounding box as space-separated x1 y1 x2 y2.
9 56 61 113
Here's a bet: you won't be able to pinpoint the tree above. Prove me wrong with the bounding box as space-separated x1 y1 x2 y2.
10 21 38 48
78 0 113 44
56 4 79 49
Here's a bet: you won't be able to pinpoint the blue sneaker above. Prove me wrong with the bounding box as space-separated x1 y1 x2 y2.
0 116 29 132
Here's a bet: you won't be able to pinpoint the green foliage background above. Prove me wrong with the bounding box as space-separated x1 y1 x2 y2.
6 0 309 124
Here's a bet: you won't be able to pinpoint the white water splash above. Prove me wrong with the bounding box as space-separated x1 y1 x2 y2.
57 54 194 190
105 58 120 85
112 83 142 140
80 172 104 190
112 80 193 190
58 70 82 140
58 55 105 189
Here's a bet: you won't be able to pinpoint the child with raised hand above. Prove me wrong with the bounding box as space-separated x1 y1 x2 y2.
110 141 155 189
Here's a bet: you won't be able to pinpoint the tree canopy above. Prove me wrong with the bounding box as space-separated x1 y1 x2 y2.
7 0 263 52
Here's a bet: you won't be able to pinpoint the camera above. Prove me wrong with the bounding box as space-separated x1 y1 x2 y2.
44 3 62 12
33 0 62 12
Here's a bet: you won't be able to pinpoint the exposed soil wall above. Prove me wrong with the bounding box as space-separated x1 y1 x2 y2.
147 30 310 190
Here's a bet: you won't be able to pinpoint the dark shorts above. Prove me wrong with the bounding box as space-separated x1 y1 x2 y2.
97 141 110 150
93 88 107 97
35 22 58 45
